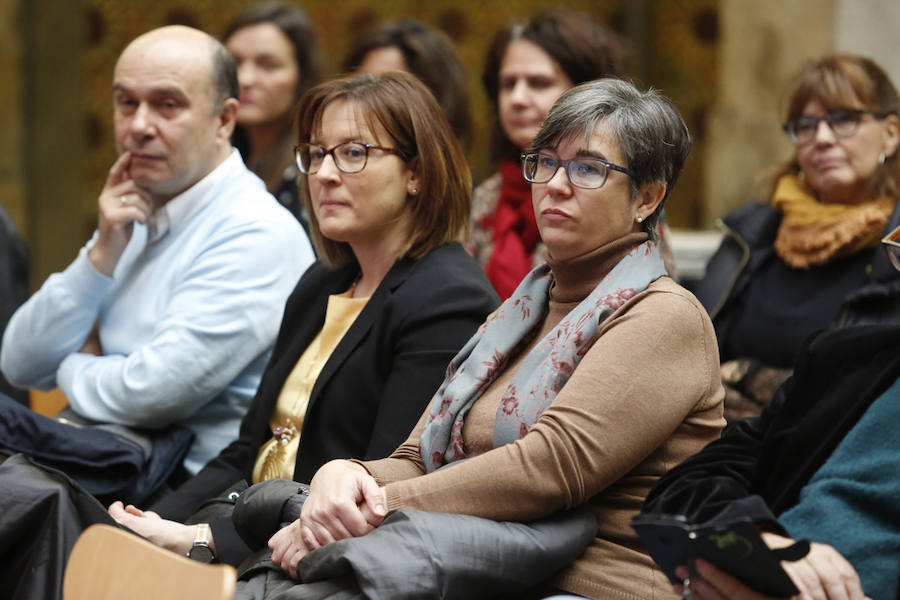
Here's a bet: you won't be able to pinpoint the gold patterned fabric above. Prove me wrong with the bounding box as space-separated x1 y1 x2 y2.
251 289 368 483
772 174 895 268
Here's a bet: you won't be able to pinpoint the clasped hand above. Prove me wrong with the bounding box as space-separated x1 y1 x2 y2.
268 460 387 579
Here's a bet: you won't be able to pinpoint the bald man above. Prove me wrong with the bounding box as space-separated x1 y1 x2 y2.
0 26 314 482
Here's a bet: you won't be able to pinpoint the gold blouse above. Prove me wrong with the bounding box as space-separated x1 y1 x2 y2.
251 289 368 483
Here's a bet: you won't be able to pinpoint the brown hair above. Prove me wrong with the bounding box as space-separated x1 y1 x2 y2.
777 54 900 199
343 20 471 149
224 2 322 192
296 72 471 267
482 8 631 159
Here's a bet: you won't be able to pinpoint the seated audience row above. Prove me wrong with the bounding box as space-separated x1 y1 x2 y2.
0 28 497 597
2 2 898 597
256 77 721 599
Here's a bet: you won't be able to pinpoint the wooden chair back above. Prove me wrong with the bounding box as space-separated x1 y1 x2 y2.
63 524 236 600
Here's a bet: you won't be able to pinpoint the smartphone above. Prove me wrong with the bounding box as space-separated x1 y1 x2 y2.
631 514 799 598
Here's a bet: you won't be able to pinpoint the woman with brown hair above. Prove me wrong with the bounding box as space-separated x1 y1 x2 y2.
224 1 322 227
695 54 900 421
107 71 498 566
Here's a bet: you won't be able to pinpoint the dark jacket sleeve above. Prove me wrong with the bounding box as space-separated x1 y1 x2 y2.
360 248 500 460
0 206 29 404
642 324 900 530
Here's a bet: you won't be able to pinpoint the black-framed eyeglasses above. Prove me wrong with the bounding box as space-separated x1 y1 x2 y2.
782 108 892 146
295 141 408 175
521 151 635 189
882 224 900 272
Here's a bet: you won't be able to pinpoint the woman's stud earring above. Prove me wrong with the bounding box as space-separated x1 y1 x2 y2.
411 187 419 195
636 215 643 223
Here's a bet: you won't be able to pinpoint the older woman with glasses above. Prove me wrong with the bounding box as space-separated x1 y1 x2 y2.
694 54 900 422
261 78 724 600
107 72 498 566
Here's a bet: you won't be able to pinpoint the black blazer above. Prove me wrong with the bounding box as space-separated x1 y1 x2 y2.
151 242 498 562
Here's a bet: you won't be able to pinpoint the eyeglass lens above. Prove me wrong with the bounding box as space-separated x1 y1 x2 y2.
297 142 369 174
523 153 610 189
786 109 864 145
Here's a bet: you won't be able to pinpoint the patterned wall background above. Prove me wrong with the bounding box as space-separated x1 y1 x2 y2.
80 0 718 233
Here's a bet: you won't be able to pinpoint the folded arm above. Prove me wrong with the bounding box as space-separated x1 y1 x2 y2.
59 221 306 428
1 241 114 389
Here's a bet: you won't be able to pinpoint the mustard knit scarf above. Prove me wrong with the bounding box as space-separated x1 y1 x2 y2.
772 174 894 268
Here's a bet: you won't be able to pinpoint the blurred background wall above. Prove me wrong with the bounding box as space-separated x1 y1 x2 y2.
2 0 900 288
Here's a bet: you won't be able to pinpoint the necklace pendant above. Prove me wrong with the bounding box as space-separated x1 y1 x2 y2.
273 423 297 445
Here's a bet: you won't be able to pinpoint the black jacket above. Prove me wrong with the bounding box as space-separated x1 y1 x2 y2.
694 201 900 364
151 242 499 564
642 324 900 527
0 207 28 404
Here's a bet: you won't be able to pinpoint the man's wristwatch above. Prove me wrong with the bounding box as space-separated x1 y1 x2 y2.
187 523 216 563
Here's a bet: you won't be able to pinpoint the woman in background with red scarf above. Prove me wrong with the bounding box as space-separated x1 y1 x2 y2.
466 9 631 299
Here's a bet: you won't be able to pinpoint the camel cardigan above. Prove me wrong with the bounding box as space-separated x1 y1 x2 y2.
361 249 724 600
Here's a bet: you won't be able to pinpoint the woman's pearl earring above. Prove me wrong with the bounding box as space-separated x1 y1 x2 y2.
636 215 643 223
410 187 419 196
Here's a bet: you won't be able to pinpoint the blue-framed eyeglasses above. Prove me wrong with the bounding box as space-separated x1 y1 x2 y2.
521 151 635 189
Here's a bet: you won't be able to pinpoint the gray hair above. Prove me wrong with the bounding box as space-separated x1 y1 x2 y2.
530 78 691 238
211 41 239 113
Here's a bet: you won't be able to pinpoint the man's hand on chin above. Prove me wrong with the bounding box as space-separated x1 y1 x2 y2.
89 151 155 277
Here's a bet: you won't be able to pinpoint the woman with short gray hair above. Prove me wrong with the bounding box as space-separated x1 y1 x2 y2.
259 79 725 599
530 78 692 240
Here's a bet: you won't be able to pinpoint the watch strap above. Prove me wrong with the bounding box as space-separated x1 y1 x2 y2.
187 523 216 563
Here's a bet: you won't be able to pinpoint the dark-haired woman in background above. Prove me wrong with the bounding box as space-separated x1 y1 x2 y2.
343 20 472 150
224 1 322 227
694 54 900 421
468 9 631 298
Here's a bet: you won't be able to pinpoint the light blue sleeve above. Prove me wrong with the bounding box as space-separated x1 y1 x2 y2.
0 234 112 390
57 218 312 428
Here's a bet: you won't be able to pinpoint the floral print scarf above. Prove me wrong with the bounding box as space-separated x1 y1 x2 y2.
419 240 667 472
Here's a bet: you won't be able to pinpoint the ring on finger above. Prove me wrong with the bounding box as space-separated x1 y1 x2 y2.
120 195 129 206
